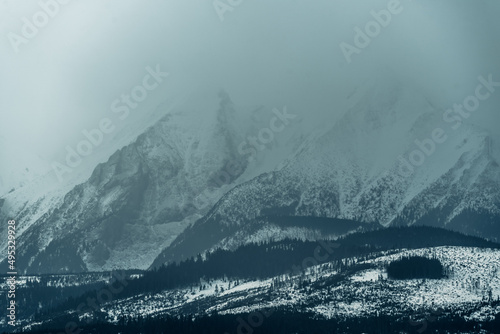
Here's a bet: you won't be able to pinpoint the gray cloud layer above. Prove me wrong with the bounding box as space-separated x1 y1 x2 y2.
0 0 499 164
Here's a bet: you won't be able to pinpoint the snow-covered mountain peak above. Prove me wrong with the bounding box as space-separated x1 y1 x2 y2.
154 80 500 266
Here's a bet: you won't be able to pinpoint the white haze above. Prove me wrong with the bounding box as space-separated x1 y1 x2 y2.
0 0 499 188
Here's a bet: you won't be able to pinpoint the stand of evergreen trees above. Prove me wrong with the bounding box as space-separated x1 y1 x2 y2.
10 225 500 332
386 256 445 279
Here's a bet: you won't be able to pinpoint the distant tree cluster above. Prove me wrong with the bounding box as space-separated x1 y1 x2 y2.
386 256 444 280
40 225 497 320
15 225 499 332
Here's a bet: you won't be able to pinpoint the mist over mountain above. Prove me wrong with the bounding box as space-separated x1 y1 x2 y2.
0 91 305 273
1 1 500 333
152 76 500 267
2 71 498 275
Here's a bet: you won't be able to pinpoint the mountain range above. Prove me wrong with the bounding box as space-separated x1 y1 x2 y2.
1 77 499 274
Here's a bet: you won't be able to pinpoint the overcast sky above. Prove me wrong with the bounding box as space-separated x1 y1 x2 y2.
1 0 499 166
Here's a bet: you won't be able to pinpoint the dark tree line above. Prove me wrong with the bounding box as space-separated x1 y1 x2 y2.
49 238 380 316
18 225 500 331
386 256 445 279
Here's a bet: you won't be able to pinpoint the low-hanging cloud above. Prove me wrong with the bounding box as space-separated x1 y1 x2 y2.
0 0 499 173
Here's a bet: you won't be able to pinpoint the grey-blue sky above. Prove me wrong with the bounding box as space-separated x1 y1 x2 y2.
0 0 499 164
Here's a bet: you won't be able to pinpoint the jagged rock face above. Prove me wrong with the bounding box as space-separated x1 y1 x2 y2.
0 93 253 274
2 80 499 274
154 80 500 267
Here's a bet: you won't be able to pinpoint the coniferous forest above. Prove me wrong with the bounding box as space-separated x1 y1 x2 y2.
3 226 498 334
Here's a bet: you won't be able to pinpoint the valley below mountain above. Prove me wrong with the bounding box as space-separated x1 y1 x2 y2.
2 226 500 333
